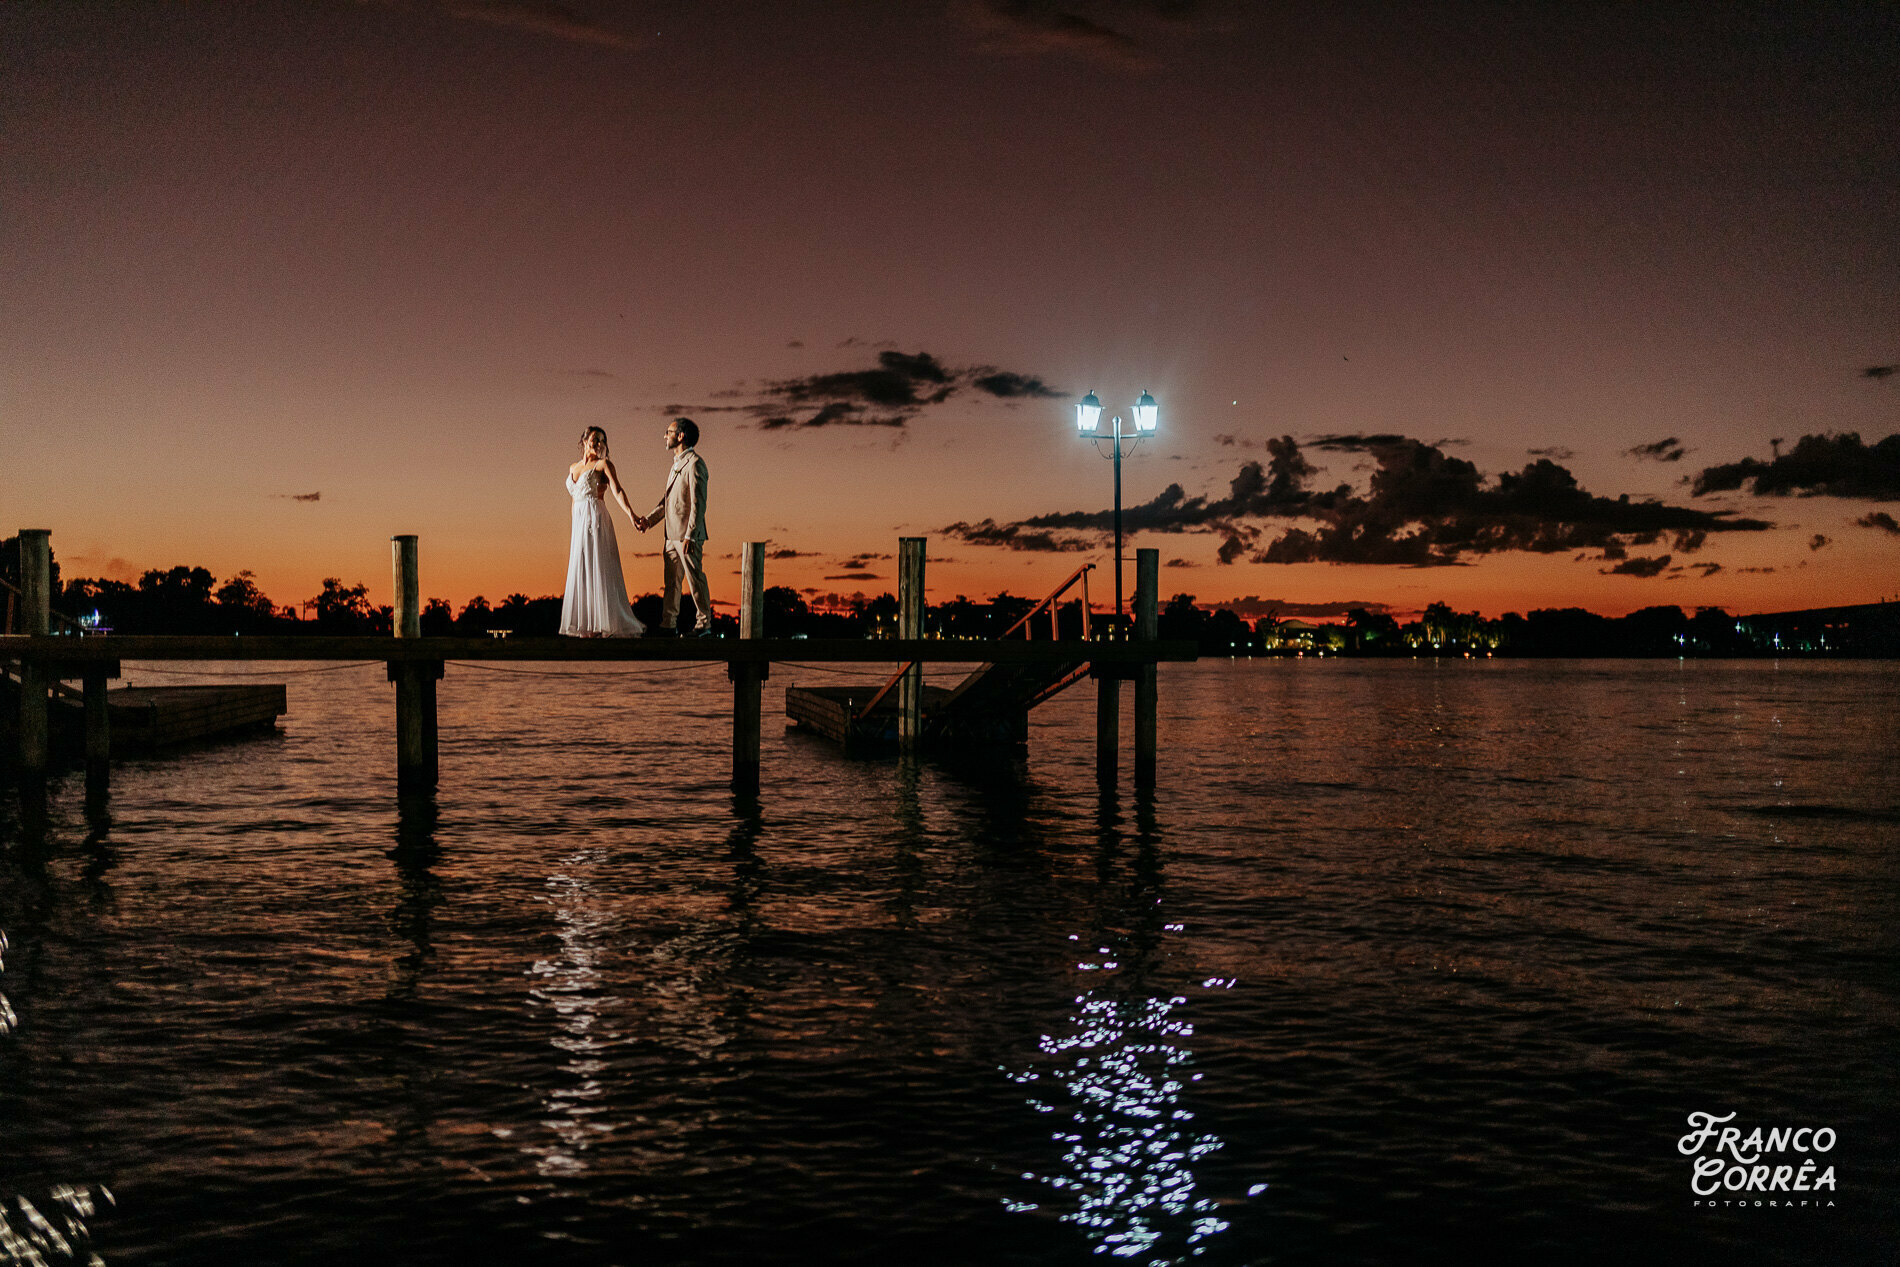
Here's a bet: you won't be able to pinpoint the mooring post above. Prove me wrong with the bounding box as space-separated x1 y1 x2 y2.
15 529 52 777
1134 548 1159 789
730 543 768 794
83 669 111 790
898 538 925 750
389 535 438 790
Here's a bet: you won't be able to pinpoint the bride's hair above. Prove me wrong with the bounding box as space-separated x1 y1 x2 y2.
579 426 609 458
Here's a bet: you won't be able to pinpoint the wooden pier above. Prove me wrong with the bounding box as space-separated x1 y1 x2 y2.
5 532 1193 796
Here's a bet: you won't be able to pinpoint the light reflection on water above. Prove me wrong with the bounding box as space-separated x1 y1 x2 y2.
1010 968 1230 1262
1 658 1897 1265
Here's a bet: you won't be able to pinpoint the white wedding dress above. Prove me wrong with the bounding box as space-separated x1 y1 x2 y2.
559 468 645 637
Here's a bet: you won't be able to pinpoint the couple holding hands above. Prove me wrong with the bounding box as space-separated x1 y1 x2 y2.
558 418 712 638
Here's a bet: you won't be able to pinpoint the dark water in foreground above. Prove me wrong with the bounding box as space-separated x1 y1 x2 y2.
2 658 1896 1266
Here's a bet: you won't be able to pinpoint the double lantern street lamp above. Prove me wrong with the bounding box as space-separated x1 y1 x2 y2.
1075 388 1158 633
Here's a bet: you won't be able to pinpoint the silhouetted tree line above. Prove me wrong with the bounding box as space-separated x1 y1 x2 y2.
7 537 1878 654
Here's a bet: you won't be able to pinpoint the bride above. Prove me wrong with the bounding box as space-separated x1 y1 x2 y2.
559 427 646 637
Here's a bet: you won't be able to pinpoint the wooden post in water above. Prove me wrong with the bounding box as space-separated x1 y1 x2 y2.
16 529 52 777
1134 548 1159 789
1096 673 1119 785
897 538 925 751
388 535 438 790
83 669 111 789
730 543 767 793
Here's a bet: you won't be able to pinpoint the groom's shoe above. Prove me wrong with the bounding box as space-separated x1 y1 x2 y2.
685 626 717 639
651 626 680 638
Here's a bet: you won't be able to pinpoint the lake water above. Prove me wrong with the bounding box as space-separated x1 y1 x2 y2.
2 658 1896 1265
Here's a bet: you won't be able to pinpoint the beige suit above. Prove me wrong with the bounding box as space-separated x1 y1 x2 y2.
650 448 711 630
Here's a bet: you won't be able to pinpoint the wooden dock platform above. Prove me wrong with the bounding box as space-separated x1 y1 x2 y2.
6 534 1189 796
785 683 954 753
102 684 286 752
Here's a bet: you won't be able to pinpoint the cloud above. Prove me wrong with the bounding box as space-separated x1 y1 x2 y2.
1625 437 1688 462
1691 562 1724 576
1528 446 1575 461
1691 432 1900 500
970 371 1063 399
1855 511 1900 535
767 548 816 559
825 572 882 581
838 553 893 570
1164 557 1197 568
1602 555 1673 577
1808 533 1831 551
945 433 1771 568
440 1 647 49
272 492 322 502
1863 365 1896 380
953 0 1157 69
940 518 1096 552
707 349 1064 430
786 340 805 349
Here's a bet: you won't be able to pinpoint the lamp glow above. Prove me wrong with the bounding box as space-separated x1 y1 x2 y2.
1077 390 1102 433
1133 390 1158 433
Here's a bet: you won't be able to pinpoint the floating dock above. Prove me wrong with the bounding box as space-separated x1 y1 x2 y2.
1 674 287 758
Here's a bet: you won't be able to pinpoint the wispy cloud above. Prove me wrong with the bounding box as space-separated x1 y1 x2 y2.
951 0 1212 70
686 349 1064 430
1855 510 1900 535
272 492 322 502
1602 555 1672 578
441 1 647 50
1625 437 1688 462
1691 432 1900 500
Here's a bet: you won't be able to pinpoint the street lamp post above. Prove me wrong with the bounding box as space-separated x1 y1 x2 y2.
1076 389 1157 633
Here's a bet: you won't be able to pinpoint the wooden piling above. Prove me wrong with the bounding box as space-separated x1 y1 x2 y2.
84 670 111 789
389 536 438 790
15 529 52 776
391 535 420 638
1096 674 1119 785
898 538 925 751
1135 548 1158 789
730 543 767 793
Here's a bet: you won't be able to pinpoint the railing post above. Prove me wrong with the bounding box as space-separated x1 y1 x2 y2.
898 537 925 751
1134 548 1159 789
15 529 52 776
389 535 437 790
731 543 767 794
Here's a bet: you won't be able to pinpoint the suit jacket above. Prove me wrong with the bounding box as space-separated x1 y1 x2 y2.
653 448 709 546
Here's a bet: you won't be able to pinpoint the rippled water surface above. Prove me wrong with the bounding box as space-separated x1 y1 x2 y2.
3 658 1897 1265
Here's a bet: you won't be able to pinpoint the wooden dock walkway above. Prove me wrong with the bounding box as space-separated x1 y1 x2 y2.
5 533 1190 796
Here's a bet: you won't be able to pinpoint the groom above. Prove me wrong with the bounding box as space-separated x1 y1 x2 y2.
635 417 713 637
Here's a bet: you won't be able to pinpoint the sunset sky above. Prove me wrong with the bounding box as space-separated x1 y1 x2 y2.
6 0 1896 620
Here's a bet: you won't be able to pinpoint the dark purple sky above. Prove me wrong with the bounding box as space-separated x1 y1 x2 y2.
7 1 1895 616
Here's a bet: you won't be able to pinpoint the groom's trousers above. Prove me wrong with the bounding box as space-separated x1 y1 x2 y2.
663 539 713 630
